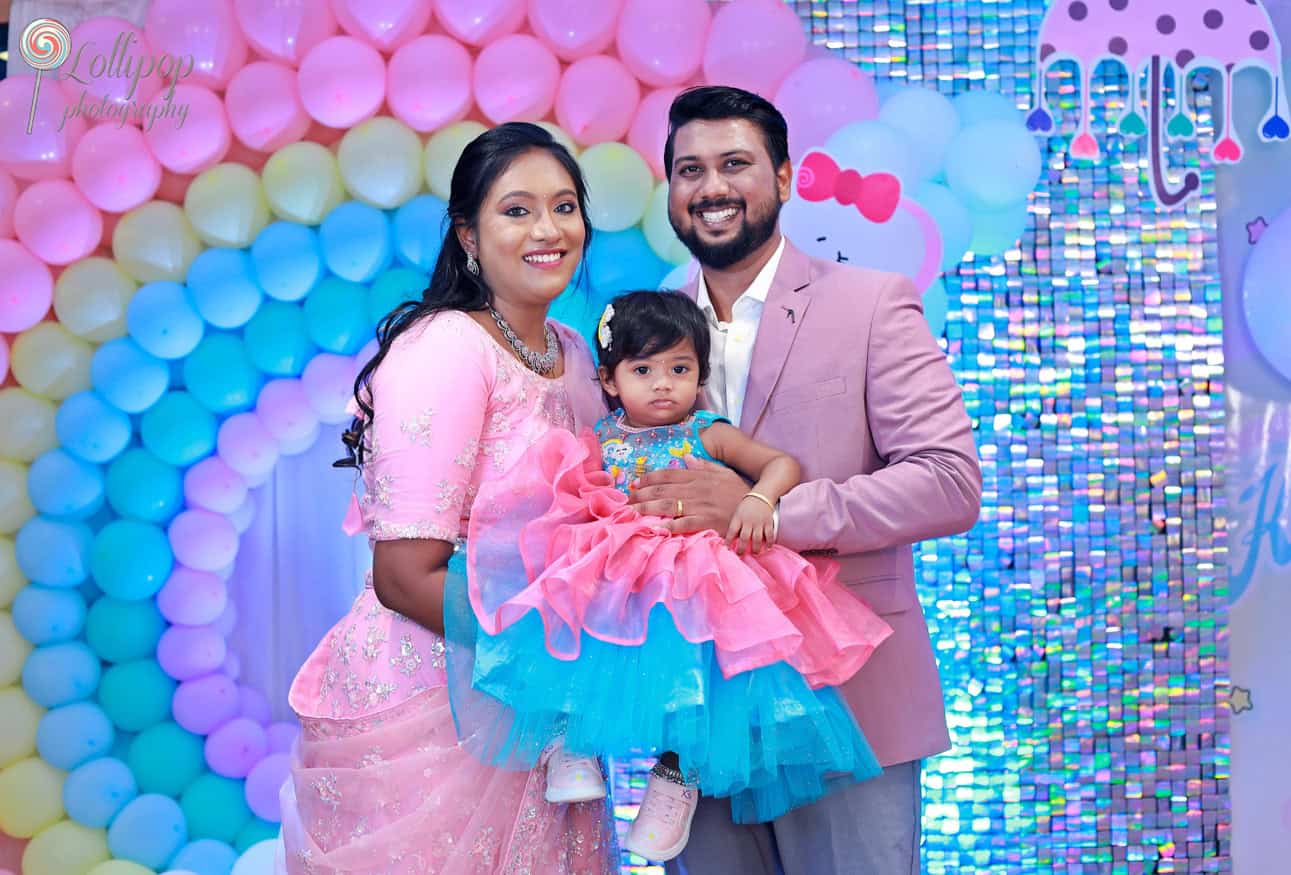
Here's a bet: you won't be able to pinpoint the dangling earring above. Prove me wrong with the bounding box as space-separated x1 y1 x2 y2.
466 252 480 276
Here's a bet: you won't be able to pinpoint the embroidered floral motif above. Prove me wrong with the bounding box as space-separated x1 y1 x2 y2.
364 473 394 510
433 479 464 515
453 437 481 467
368 519 459 542
362 625 388 661
390 634 423 676
400 408 435 446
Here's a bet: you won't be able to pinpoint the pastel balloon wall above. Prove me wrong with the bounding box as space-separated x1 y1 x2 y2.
0 0 1043 872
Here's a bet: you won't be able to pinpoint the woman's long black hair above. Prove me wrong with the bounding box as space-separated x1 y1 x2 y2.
336 122 593 468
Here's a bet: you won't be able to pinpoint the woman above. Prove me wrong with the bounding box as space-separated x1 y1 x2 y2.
280 123 617 874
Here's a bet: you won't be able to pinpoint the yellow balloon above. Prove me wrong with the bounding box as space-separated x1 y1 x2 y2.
578 142 653 232
23 819 110 875
0 757 64 838
185 163 272 248
339 117 423 209
0 610 32 688
642 181 690 266
0 388 57 462
538 122 580 158
53 257 136 343
0 686 42 768
0 462 35 535
0 538 22 608
86 862 156 875
262 142 345 225
10 323 94 401
424 121 487 200
112 202 202 283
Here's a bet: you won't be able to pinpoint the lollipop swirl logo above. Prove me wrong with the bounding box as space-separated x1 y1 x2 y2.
19 17 71 133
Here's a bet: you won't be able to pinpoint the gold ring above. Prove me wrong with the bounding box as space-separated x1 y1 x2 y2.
676 499 684 518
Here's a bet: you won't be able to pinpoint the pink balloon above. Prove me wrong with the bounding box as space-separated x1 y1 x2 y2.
60 17 165 119
266 721 300 754
616 0 711 88
143 84 232 173
234 0 337 66
72 124 162 213
218 412 281 481
169 508 239 572
703 0 806 97
629 88 681 179
238 684 272 725
387 36 473 132
145 0 248 91
174 673 240 735
158 567 229 626
0 240 54 332
556 55 640 146
158 623 228 680
301 353 357 423
298 36 386 127
13 179 103 265
775 57 879 162
256 379 320 452
0 77 85 181
0 170 15 238
225 62 311 152
434 0 525 46
205 717 268 777
184 457 249 514
333 0 433 52
245 752 291 820
474 35 560 124
528 0 622 61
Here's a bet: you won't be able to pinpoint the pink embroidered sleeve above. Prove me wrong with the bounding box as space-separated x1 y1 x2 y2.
362 313 491 542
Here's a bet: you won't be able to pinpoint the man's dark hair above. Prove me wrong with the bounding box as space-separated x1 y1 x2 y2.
663 85 791 177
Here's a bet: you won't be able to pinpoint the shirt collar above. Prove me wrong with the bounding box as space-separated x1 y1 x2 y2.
696 235 787 321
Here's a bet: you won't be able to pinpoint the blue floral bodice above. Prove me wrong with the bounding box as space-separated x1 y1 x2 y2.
593 409 728 494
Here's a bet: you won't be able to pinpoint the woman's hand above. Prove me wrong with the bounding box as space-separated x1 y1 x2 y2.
725 495 776 555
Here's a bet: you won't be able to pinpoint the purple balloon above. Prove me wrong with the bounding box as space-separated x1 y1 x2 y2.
214 599 238 638
204 717 268 778
172 673 239 735
266 721 299 754
301 353 356 424
168 509 239 572
244 751 291 821
183 457 248 514
157 624 228 681
255 379 320 453
157 567 228 626
216 412 279 484
238 684 272 725
222 651 242 681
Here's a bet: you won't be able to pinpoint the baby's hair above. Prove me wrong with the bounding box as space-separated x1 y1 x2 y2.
596 290 712 387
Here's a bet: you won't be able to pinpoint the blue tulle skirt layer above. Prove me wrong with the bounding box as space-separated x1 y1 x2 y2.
443 551 881 823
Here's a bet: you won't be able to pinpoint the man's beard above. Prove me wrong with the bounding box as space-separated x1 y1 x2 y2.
671 197 781 270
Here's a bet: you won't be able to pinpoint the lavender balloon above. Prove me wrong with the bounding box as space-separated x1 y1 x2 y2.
157 567 228 626
183 457 249 514
168 508 239 572
204 717 268 778
157 624 228 681
244 751 291 821
173 673 240 735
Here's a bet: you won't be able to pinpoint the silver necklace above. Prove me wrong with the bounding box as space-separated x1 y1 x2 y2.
489 306 560 376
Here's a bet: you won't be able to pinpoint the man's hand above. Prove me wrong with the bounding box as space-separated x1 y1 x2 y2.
628 456 750 536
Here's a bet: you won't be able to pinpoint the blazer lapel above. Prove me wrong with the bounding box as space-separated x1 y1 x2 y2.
740 241 814 433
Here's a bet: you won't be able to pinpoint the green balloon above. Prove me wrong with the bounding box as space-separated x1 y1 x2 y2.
110 730 136 762
303 277 372 355
140 391 218 467
368 268 427 327
244 301 315 377
235 817 280 852
105 448 183 523
129 721 204 797
181 772 253 843
182 333 263 414
85 596 166 662
90 520 173 601
99 659 176 733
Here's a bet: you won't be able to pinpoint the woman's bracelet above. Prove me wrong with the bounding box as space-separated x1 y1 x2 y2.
742 491 777 513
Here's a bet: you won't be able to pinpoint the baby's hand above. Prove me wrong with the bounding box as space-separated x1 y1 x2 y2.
725 496 775 555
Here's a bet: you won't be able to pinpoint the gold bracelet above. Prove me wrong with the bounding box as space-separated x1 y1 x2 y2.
742 491 777 513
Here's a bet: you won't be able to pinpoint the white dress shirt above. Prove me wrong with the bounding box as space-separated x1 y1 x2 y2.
694 236 787 427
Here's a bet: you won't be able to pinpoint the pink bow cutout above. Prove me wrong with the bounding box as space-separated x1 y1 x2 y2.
796 151 901 223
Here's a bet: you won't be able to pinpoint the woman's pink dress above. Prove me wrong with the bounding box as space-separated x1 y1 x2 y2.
281 311 617 874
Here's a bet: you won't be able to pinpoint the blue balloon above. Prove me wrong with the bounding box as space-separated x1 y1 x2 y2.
64 756 138 828
56 391 132 464
91 519 173 601
108 793 189 870
914 182 974 270
91 337 171 414
392 194 448 272
106 448 183 523
172 838 239 875
251 221 324 302
243 300 315 377
587 229 670 300
128 281 206 359
823 120 923 189
879 86 961 179
15 517 94 588
188 249 263 329
183 333 262 414
549 286 601 352
22 641 102 707
922 278 949 338
945 121 1042 210
369 267 427 327
319 201 393 282
37 701 116 770
140 391 218 467
27 448 105 519
12 584 87 645
303 276 373 354
954 90 1025 127
968 201 1031 257
85 596 167 663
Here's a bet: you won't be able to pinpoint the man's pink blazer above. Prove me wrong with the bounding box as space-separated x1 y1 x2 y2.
681 240 982 767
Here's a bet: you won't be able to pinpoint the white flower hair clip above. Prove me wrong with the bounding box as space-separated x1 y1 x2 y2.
596 303 615 350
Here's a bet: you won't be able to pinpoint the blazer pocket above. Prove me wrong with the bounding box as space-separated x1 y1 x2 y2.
770 377 847 413
842 575 918 616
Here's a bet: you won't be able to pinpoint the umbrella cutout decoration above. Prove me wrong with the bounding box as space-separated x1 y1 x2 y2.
1027 0 1289 208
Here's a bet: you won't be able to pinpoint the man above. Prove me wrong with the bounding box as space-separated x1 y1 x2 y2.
627 85 983 874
